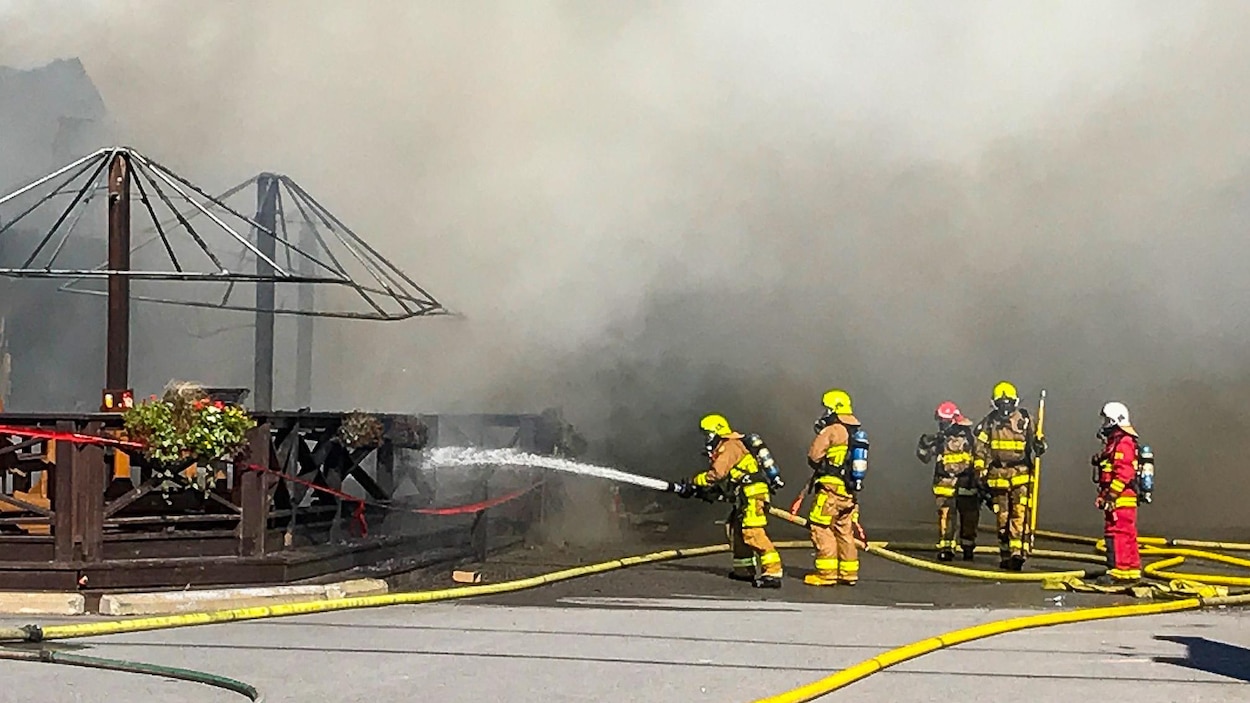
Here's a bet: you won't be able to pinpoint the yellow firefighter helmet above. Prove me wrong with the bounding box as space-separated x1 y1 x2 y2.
992 381 1018 402
821 389 853 415
699 413 733 437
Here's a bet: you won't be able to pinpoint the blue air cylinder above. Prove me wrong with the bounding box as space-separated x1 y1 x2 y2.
849 429 869 491
745 433 784 490
1137 445 1154 504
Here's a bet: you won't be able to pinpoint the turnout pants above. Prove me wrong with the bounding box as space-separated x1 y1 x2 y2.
728 487 782 578
1104 498 1141 581
986 465 1031 560
933 476 980 553
808 486 859 583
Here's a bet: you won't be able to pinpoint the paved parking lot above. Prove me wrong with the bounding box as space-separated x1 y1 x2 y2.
1 547 1247 702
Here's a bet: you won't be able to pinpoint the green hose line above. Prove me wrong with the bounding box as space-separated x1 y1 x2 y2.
0 647 261 701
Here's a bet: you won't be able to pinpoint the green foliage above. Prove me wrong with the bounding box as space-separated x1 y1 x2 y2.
123 383 256 466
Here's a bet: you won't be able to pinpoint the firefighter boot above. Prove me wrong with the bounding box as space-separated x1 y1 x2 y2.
754 575 782 589
1007 555 1025 572
727 572 755 582
937 549 954 562
803 573 838 587
962 546 976 562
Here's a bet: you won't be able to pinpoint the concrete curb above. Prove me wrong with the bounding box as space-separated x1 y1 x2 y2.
0 579 388 616
98 578 390 616
0 592 85 616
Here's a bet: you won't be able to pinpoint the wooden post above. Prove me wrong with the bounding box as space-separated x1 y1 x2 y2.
106 152 131 392
70 421 105 562
375 441 395 497
52 422 74 562
238 423 271 556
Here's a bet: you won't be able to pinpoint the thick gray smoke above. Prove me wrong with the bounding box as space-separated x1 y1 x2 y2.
3 2 1249 533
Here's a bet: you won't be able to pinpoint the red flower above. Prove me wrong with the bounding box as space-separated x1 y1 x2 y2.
214 401 225 409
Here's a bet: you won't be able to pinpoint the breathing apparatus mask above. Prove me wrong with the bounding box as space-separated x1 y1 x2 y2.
813 410 835 435
703 432 720 458
993 395 1017 421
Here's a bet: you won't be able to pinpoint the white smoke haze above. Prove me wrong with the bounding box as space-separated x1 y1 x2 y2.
3 1 1250 532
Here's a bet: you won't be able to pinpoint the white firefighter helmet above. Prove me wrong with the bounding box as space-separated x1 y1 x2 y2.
1100 401 1131 429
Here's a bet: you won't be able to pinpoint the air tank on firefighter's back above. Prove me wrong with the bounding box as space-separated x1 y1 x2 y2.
744 433 784 491
1138 445 1154 504
849 429 869 491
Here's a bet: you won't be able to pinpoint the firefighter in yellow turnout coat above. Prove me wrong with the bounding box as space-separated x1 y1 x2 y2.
674 414 783 589
973 382 1046 571
803 389 866 586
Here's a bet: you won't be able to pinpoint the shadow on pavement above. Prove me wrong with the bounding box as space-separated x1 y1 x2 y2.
1154 635 1250 683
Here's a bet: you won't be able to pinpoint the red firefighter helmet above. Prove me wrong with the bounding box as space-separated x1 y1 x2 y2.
935 401 961 422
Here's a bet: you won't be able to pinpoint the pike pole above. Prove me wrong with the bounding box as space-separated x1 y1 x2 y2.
1027 389 1046 553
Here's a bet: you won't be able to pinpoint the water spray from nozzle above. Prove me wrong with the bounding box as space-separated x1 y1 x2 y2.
425 446 679 493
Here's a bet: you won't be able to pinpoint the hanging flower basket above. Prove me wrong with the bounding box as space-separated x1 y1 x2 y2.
338 410 384 450
123 382 257 471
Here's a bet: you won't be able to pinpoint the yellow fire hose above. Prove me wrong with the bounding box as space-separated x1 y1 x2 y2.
1036 528 1250 552
0 501 1242 702
750 592 1250 703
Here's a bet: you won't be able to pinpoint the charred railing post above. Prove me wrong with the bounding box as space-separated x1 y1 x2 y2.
106 152 131 391
252 174 279 412
75 421 105 562
375 440 395 497
238 423 271 556
52 422 74 562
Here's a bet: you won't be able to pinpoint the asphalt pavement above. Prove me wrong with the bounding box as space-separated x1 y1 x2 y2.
0 536 1247 702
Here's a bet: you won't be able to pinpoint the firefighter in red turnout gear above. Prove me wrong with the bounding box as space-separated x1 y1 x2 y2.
1092 402 1142 584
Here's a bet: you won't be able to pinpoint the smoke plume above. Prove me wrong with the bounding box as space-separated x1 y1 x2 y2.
3 2 1249 533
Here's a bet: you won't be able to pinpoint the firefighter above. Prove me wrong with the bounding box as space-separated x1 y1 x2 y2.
803 389 867 586
973 381 1046 571
672 414 783 588
1091 402 1142 584
917 401 980 562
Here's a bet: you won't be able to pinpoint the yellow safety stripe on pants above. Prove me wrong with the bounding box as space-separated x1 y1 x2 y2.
814 475 850 496
742 502 767 528
1114 495 1137 508
759 551 782 566
1019 494 1032 507
732 557 757 568
742 482 769 498
932 485 956 497
941 452 973 464
985 478 1010 489
956 487 980 496
990 439 1026 451
1010 473 1031 487
973 459 986 469
1009 539 1024 550
1110 479 1126 493
839 560 860 573
937 540 956 549
814 557 839 572
807 493 833 526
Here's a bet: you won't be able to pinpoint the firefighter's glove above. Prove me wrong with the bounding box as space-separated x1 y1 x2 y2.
1090 453 1102 467
769 476 785 492
1034 435 1047 456
851 479 864 493
672 480 697 499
